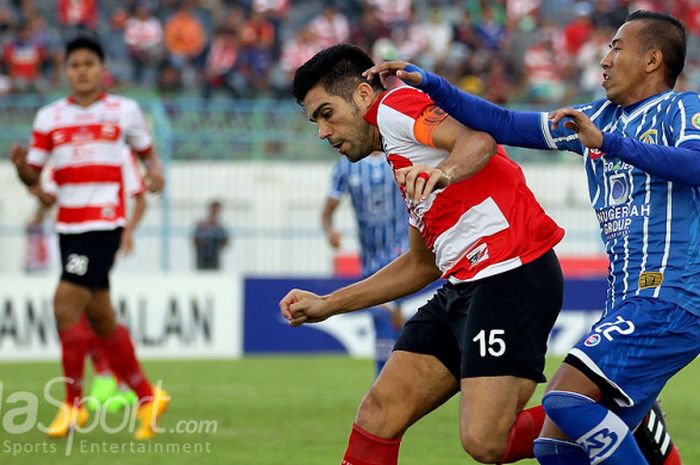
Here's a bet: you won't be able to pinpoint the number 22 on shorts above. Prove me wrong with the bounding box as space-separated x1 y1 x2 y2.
472 329 506 357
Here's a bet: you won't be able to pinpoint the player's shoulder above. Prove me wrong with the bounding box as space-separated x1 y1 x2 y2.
104 94 143 112
35 97 70 119
378 86 433 120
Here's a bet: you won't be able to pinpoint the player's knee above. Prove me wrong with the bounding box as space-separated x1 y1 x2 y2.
459 427 507 463
355 386 405 437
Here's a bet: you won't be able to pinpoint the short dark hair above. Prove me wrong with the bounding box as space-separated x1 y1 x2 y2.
626 10 686 87
292 44 383 105
65 35 105 62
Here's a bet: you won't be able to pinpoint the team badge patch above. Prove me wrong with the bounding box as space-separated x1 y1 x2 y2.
584 333 601 347
692 112 700 130
639 272 663 289
639 129 657 145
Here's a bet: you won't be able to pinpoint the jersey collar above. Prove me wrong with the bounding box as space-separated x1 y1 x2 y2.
67 91 107 106
622 89 672 114
363 91 387 127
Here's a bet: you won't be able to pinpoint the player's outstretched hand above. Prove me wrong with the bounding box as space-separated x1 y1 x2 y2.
396 164 451 203
548 108 604 150
279 289 333 327
363 61 424 87
9 143 28 168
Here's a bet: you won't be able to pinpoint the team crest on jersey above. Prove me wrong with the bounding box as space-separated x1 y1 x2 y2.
692 113 700 130
639 272 663 289
639 129 657 145
466 243 489 268
584 333 601 347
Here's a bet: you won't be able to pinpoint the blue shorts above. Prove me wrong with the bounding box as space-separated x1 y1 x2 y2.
566 297 700 427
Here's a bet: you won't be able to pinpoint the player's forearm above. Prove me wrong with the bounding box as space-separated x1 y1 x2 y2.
438 131 497 184
16 165 40 186
323 252 440 315
126 196 147 231
411 66 547 149
602 134 700 186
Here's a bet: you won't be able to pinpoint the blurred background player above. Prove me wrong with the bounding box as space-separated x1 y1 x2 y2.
192 199 230 271
35 150 148 413
321 151 408 375
9 35 168 440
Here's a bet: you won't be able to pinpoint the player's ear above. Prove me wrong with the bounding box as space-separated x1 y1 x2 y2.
354 82 375 111
646 48 663 74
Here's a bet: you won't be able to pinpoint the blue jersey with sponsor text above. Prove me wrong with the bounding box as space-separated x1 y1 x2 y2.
328 155 410 277
543 91 700 316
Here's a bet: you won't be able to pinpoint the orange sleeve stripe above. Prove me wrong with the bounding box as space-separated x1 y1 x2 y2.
413 105 449 147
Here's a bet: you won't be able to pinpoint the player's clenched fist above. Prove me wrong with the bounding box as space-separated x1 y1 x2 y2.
279 289 334 327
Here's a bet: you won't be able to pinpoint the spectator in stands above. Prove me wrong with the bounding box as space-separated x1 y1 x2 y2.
280 25 323 85
193 200 229 271
164 0 206 85
364 0 411 31
419 8 453 71
474 2 506 51
58 0 98 38
3 20 45 93
124 1 163 85
349 6 390 55
201 26 242 99
522 26 570 104
563 1 593 56
309 1 349 49
251 0 289 59
590 0 628 29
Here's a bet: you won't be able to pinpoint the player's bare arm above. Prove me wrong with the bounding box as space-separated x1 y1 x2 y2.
321 197 342 249
280 228 440 326
363 61 423 87
138 147 165 193
402 114 497 202
548 107 604 149
10 143 40 186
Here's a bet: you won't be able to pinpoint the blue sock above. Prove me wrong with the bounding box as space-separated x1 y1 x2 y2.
542 391 649 464
534 438 589 465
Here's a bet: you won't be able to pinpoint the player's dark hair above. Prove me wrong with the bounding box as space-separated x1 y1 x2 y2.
65 35 105 62
626 10 686 87
292 44 383 105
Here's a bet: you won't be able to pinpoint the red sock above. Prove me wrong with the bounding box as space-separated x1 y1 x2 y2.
499 405 546 463
59 322 90 406
87 331 111 375
665 446 682 465
98 325 153 400
341 423 401 465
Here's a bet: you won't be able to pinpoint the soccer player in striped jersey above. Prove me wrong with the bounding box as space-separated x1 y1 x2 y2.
281 44 566 465
365 9 696 465
10 35 169 440
321 152 409 375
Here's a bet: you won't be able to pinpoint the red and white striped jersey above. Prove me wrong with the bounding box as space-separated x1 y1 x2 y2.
364 87 564 282
27 93 152 233
42 151 146 201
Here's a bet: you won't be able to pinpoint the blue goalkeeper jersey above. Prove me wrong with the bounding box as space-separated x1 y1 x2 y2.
328 155 410 277
542 91 700 316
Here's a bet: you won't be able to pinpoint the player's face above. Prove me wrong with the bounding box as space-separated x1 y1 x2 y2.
65 49 104 96
600 21 651 106
303 84 379 162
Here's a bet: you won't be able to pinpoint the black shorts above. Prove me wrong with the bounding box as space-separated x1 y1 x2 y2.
394 249 563 382
59 228 122 291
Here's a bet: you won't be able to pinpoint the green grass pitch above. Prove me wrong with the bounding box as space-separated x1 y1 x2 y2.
1 356 698 464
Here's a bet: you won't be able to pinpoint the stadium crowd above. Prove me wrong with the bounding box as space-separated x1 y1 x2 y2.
1 0 699 104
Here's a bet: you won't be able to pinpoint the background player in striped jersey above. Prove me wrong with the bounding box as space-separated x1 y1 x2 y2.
10 35 169 440
365 9 697 465
321 152 409 375
281 44 566 465
34 151 147 413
